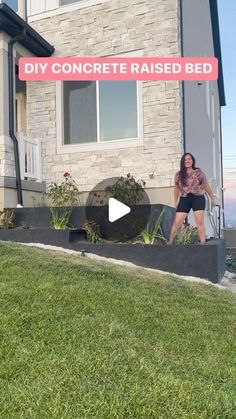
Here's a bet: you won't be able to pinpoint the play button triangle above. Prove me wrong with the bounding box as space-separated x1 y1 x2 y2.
108 198 131 223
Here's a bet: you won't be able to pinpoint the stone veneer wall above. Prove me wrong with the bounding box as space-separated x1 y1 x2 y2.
0 139 15 179
27 0 183 196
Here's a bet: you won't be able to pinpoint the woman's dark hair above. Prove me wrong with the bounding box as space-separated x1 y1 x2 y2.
179 153 196 185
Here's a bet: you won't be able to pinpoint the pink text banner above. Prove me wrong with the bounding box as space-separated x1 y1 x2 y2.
19 57 218 81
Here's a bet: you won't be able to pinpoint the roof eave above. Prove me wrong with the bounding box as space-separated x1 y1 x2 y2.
0 3 54 57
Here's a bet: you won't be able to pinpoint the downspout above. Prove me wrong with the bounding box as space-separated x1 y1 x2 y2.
8 29 27 206
25 0 28 22
179 0 188 225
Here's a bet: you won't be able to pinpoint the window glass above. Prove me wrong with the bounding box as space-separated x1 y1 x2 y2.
63 81 97 144
63 81 138 145
0 0 18 11
99 81 137 141
60 0 81 5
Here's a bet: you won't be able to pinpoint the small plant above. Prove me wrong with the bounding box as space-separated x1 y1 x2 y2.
47 172 81 207
226 253 236 269
139 224 167 244
50 207 71 230
0 208 15 229
83 220 102 243
105 173 146 206
21 221 31 230
175 225 199 245
138 208 167 244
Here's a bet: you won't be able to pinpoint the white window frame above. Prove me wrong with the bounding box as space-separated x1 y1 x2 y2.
59 0 87 6
56 80 143 154
28 0 110 21
58 0 108 10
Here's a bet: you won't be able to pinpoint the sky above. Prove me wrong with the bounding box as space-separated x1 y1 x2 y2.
217 0 236 225
218 0 236 173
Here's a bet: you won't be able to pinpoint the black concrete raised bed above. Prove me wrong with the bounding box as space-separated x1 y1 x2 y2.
0 226 225 283
12 204 175 242
0 228 86 247
70 239 225 283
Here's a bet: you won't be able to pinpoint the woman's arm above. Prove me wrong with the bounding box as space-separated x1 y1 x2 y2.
203 181 216 206
174 186 180 208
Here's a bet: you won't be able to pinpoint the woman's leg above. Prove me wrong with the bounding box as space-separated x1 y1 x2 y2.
193 210 206 243
169 212 188 244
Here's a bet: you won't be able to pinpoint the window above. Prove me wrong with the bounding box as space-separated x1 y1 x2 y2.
0 0 18 12
63 81 138 145
60 0 81 5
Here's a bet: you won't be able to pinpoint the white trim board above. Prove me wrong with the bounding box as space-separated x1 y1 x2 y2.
28 0 110 22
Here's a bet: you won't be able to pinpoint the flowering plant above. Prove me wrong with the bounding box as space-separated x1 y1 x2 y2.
105 173 146 205
47 172 80 207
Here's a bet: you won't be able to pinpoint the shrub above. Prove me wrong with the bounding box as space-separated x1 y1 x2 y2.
105 173 146 205
47 172 80 207
87 191 106 206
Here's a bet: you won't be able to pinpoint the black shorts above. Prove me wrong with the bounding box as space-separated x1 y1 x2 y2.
176 193 206 213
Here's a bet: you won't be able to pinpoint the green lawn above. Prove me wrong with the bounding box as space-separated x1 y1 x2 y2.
0 242 236 419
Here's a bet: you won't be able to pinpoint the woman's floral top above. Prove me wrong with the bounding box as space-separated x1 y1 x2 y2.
174 168 207 197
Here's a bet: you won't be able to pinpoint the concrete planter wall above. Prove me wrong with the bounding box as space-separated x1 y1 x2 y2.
223 229 236 248
12 205 175 242
0 228 86 247
0 225 225 283
71 239 225 283
0 205 226 282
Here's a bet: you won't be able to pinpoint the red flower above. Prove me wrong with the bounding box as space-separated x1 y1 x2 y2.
63 172 70 178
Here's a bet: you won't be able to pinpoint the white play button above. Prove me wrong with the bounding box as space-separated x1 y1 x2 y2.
108 198 131 223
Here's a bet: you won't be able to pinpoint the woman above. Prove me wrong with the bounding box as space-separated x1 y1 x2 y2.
169 153 216 244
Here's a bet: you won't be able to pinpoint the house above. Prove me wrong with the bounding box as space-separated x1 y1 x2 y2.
0 0 225 237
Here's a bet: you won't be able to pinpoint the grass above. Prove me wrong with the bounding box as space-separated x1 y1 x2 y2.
0 242 236 418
